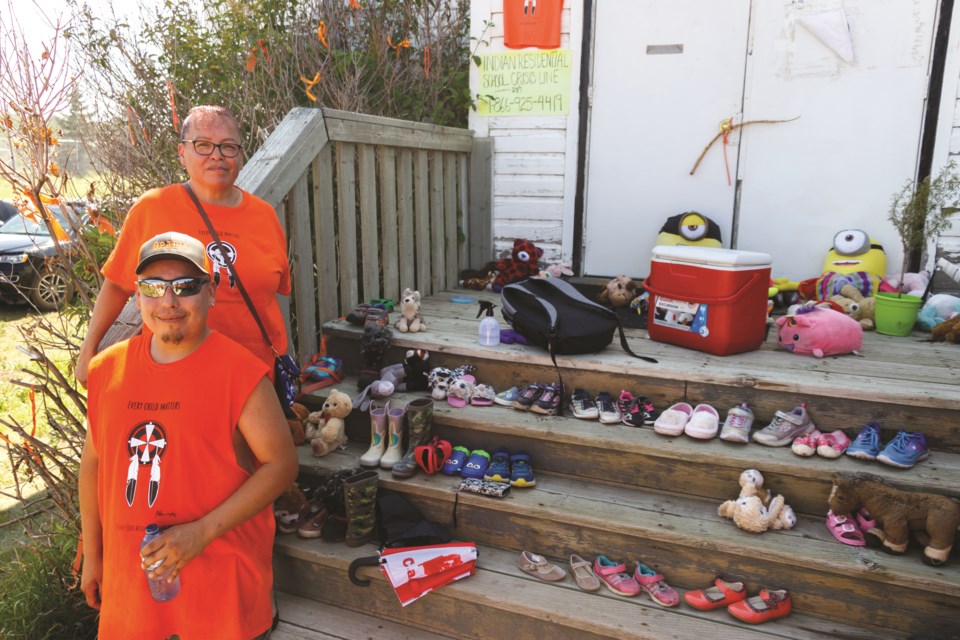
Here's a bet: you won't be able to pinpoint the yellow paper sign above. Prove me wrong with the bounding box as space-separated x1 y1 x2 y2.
477 50 572 116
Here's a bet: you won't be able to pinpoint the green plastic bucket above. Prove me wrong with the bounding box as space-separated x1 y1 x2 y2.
875 292 922 336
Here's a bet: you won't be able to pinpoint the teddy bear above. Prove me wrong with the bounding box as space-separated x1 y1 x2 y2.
306 389 353 457
737 468 772 508
830 283 876 331
718 494 797 533
396 288 427 333
274 482 307 531
932 314 960 343
488 239 543 292
596 275 638 308
286 402 310 446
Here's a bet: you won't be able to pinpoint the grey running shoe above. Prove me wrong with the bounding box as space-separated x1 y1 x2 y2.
720 403 754 443
752 402 815 447
570 389 599 419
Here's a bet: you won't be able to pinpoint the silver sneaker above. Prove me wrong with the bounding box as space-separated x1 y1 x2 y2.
720 403 754 443
752 403 815 447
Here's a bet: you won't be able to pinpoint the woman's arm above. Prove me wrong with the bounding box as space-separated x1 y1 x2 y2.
75 279 134 386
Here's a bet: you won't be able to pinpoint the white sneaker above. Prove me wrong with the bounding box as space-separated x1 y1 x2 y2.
752 403 816 447
720 403 754 443
569 388 599 419
595 392 620 424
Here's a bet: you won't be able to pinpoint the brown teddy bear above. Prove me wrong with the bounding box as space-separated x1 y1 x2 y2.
931 314 960 343
596 275 638 308
718 494 797 533
829 283 876 331
306 389 353 457
287 402 309 446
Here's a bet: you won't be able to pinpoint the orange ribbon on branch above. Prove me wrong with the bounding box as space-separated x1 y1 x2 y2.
689 116 800 182
167 81 180 132
388 36 410 58
424 45 431 78
349 0 361 10
317 22 329 48
245 39 270 72
300 71 322 102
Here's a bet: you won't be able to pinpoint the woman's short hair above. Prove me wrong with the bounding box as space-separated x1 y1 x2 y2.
181 106 242 140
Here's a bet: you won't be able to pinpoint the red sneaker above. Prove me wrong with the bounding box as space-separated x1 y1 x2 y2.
727 589 792 624
683 577 747 610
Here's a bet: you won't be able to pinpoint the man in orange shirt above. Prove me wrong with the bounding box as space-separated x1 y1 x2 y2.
79 231 298 640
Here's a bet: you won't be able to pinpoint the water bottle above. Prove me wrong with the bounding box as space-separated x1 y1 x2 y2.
141 524 181 602
477 301 500 346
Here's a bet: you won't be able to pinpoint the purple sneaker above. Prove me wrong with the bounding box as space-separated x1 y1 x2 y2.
876 431 930 469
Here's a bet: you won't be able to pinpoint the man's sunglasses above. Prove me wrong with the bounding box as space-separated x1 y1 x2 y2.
137 277 210 298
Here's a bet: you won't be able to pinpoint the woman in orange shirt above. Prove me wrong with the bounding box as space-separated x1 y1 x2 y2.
76 105 291 385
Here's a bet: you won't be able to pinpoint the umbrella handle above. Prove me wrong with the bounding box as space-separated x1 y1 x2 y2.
348 555 380 587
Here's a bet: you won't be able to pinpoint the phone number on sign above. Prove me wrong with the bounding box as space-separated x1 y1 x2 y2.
485 94 565 114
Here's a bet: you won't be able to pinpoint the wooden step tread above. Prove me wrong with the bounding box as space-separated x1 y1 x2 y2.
274 591 455 639
295 445 960 600
274 535 900 640
304 381 960 503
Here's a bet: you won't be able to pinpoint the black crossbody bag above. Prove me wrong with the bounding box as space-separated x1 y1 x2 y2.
182 183 299 417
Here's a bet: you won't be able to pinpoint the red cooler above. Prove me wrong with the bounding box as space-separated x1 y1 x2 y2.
643 246 772 356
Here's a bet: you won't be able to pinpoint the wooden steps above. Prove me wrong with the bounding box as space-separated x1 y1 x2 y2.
287 446 958 637
274 532 896 640
274 288 960 638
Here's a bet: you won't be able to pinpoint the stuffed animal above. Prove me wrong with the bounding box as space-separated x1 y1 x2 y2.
737 469 772 508
918 294 960 330
882 271 930 298
460 268 496 290
829 283 876 331
353 350 433 411
776 306 863 358
797 229 887 300
931 314 960 343
596 275 638 308
489 239 543 292
357 324 393 390
539 262 573 278
427 364 476 400
287 402 309 446
274 483 307 529
828 472 960 566
656 211 723 248
396 288 427 333
718 495 797 534
307 389 353 457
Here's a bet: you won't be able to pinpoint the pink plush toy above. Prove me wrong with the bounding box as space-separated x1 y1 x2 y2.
776 306 863 358
881 271 930 297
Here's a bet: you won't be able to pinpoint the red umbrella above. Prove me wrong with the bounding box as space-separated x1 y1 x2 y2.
349 542 478 606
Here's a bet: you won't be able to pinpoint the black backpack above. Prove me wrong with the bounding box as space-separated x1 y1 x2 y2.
501 279 657 410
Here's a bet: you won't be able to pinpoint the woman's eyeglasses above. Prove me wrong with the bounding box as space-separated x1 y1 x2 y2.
182 139 242 158
137 277 210 298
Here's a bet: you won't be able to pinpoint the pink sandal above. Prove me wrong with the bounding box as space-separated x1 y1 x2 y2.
817 430 851 458
791 429 822 457
825 509 865 546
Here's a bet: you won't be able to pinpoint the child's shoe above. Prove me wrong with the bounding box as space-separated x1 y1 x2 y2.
512 384 544 411
876 431 929 469
494 386 520 406
634 562 679 607
752 403 815 447
790 429 822 457
595 392 620 424
719 403 754 443
530 384 561 415
569 388 599 419
817 430 851 458
845 422 882 460
593 556 640 596
460 450 491 479
441 445 470 475
684 577 747 610
509 452 536 487
617 390 638 426
727 589 792 624
483 448 512 483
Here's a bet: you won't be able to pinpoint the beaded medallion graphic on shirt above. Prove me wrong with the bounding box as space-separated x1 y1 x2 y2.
125 421 168 508
205 240 238 288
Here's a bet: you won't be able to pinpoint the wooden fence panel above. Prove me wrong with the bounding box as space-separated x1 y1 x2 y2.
414 150 431 294
429 152 446 294
379 148 400 303
358 144 379 301
288 172 316 362
313 146 338 326
468 138 494 269
336 142 359 310
398 149 416 293
444 152 459 290
458 153 469 271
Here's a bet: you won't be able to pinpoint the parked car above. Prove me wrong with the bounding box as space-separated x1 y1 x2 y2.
0 200 18 227
0 203 88 311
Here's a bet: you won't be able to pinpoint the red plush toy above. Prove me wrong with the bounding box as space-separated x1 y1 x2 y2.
490 239 543 292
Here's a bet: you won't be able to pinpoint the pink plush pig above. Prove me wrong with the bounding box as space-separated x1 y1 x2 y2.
776 306 863 358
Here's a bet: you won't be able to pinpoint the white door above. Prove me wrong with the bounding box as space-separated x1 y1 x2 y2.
735 0 938 281
583 0 752 277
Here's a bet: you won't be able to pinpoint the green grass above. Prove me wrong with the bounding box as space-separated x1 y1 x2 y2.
0 172 104 202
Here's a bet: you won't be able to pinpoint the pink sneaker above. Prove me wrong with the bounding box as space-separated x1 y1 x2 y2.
791 429 822 457
593 555 640 597
634 562 680 607
817 430 851 458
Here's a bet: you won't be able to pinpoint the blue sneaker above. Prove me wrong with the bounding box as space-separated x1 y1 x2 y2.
877 431 929 469
460 450 491 480
484 448 511 483
845 422 882 460
441 446 470 476
509 452 536 488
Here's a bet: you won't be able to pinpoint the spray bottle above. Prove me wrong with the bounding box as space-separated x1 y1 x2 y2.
477 300 500 346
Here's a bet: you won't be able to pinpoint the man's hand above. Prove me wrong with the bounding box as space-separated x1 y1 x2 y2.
80 555 103 609
139 521 212 585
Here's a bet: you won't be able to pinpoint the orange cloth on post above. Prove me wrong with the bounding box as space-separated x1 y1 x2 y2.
87 332 272 640
102 184 291 370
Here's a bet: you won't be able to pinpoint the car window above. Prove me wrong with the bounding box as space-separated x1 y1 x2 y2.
0 201 18 225
0 205 80 237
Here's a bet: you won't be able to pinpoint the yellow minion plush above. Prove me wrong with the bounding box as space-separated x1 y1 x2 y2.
656 212 723 248
819 229 886 296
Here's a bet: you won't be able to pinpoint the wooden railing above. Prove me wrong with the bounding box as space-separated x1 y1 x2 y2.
236 108 491 363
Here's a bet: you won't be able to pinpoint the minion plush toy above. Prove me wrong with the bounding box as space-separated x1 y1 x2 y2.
656 212 723 248
797 229 887 300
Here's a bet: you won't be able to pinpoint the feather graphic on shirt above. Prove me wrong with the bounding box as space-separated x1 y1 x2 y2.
125 453 138 506
148 455 162 507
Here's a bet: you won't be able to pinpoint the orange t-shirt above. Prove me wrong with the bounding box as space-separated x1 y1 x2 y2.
87 332 273 640
102 184 291 370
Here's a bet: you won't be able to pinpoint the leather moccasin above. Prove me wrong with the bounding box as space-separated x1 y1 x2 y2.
518 551 566 582
684 577 747 610
568 554 600 591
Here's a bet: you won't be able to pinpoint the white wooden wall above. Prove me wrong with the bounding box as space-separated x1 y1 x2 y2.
468 0 583 265
934 2 960 291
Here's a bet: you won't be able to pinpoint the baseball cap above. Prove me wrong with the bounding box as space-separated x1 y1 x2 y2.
136 231 212 276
